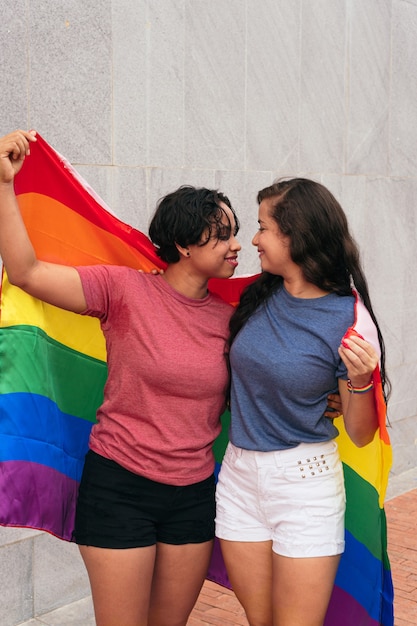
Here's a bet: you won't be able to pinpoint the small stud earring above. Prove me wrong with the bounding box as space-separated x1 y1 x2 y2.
186 251 190 257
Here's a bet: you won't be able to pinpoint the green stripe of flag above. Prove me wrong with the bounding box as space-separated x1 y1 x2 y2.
343 462 386 561
0 325 106 422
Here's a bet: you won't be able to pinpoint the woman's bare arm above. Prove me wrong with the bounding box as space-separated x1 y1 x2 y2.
0 130 87 313
338 335 379 447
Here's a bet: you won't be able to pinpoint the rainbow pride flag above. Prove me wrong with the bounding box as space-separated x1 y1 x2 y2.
0 134 393 625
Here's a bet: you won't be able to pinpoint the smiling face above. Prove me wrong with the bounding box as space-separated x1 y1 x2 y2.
188 203 241 279
252 198 293 276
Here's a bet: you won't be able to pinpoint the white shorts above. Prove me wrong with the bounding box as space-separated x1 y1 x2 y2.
215 440 346 558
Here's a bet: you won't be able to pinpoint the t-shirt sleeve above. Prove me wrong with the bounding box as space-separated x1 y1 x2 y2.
336 357 348 381
76 265 127 321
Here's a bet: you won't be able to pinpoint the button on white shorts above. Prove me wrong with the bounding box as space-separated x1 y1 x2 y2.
215 440 346 558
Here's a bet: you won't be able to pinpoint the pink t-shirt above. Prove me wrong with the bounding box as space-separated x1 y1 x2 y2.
77 265 233 486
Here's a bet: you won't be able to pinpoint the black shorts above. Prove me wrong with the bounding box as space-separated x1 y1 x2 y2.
73 450 216 548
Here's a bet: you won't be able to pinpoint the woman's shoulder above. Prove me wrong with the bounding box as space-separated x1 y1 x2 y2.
328 291 356 308
77 265 156 294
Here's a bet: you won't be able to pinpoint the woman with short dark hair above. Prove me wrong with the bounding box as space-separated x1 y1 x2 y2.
0 130 241 626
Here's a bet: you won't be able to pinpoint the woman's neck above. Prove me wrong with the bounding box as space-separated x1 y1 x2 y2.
162 265 209 299
283 276 329 299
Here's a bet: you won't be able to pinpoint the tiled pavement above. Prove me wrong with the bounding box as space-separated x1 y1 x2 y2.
188 581 248 625
384 489 417 626
17 470 417 625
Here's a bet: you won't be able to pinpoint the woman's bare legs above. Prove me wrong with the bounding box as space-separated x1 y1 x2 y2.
272 552 340 626
148 540 213 625
220 540 273 626
80 539 213 626
220 539 340 626
79 545 155 626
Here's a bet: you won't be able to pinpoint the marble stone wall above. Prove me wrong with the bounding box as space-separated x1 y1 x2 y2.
1 0 417 476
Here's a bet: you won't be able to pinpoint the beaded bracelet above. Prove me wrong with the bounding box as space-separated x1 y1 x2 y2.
347 379 374 394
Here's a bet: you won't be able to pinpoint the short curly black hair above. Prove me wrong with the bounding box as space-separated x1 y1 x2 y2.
149 185 239 263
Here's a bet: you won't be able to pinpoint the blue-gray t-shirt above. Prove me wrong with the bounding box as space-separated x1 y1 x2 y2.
229 286 355 451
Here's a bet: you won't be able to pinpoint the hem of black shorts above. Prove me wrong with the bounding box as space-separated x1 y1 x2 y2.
74 537 215 549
